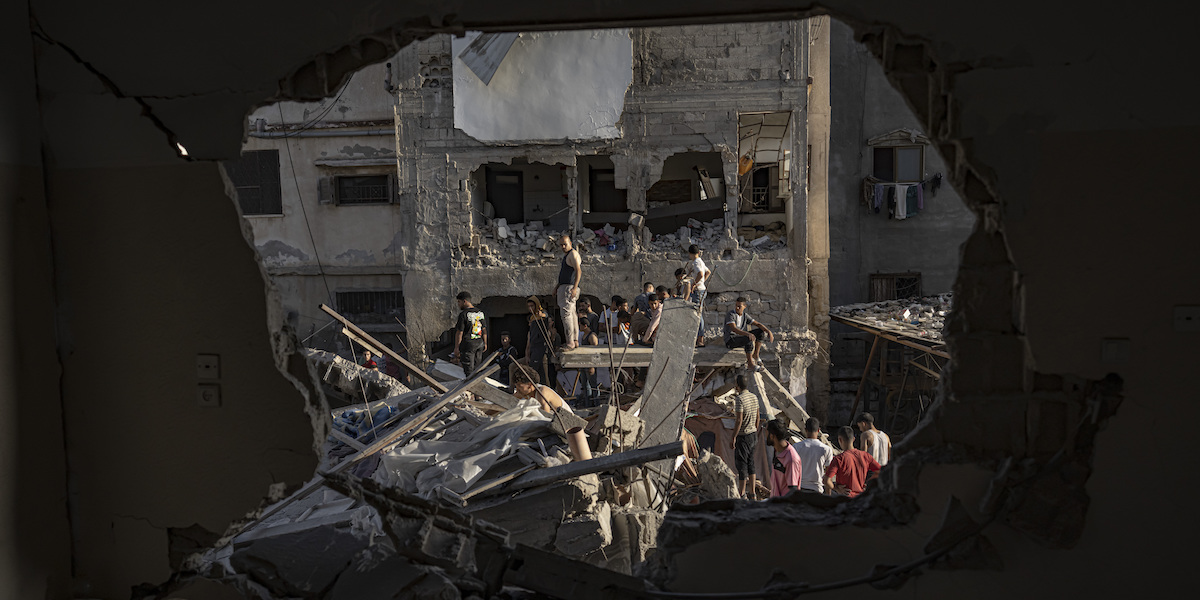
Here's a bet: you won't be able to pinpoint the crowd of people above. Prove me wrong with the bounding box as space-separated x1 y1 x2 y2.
355 232 894 501
731 385 893 500
441 234 781 401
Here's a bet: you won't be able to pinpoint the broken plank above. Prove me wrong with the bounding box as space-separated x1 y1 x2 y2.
328 428 367 451
320 303 448 393
238 365 499 532
476 441 685 499
464 377 518 410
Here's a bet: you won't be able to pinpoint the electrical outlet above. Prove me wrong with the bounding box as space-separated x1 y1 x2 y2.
197 354 220 380
1174 306 1200 332
197 384 221 407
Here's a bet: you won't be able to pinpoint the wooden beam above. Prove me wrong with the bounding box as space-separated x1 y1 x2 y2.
320 303 447 393
907 358 942 380
475 441 685 499
238 364 498 532
830 314 950 359
849 335 879 421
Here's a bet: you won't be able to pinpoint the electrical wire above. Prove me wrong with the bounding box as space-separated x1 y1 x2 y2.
278 104 333 305
272 75 354 138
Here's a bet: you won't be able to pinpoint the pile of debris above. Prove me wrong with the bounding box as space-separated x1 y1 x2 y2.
830 293 952 341
480 218 631 265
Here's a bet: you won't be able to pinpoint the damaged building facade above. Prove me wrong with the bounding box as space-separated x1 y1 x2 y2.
237 22 818 398
233 21 972 421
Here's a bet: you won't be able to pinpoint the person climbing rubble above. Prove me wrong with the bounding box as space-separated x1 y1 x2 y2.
555 235 582 351
511 362 575 417
685 244 711 347
823 426 881 498
724 296 773 371
451 291 486 377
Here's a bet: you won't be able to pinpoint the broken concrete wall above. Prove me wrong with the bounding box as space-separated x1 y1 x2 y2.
452 29 633 141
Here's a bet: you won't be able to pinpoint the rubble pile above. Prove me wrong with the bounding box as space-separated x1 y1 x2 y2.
306 348 410 405
472 215 789 267
184 353 701 598
830 293 952 341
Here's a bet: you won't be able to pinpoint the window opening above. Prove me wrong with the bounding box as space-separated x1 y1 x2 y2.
869 272 923 301
737 111 791 214
335 290 406 324
872 146 923 183
336 175 392 205
222 149 283 215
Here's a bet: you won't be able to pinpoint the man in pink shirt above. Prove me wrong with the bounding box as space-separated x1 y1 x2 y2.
765 419 802 497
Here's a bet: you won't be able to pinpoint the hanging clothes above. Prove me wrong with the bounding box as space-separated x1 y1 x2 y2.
886 186 896 218
917 181 925 210
895 184 910 220
874 184 884 213
906 185 920 216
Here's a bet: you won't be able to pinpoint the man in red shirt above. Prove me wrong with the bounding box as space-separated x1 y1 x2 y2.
766 419 802 497
823 426 881 497
360 350 378 370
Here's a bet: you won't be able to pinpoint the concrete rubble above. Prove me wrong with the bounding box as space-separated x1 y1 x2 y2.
472 215 789 270
830 292 952 342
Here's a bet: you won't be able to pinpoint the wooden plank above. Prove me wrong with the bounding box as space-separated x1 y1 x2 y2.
830 314 950 359
240 365 498 531
464 379 518 410
558 345 760 369
849 335 880 421
321 303 448 392
907 358 942 380
328 428 366 451
475 441 685 499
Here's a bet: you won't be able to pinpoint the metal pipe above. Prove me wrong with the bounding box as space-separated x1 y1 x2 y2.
566 426 592 461
248 128 393 138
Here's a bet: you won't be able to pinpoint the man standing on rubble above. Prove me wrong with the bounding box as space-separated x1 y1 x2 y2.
855 412 892 466
633 282 655 314
824 426 881 498
685 245 711 347
495 331 522 385
766 419 803 498
556 235 582 350
452 291 486 377
725 297 773 372
730 374 761 499
793 417 835 493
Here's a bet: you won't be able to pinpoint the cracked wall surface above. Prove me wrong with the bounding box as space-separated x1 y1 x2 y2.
1 1 1197 599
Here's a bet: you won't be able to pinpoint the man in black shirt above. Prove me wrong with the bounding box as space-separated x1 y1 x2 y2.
495 331 522 385
452 291 487 377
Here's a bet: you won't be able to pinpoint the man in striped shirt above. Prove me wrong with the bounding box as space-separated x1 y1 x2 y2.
730 374 761 499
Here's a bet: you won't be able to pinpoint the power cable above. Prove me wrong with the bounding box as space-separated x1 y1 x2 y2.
278 103 333 305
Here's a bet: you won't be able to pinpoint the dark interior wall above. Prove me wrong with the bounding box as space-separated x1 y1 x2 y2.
1 0 1197 598
1 2 73 598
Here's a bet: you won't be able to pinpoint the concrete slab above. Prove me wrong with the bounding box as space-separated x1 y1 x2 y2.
635 299 701 453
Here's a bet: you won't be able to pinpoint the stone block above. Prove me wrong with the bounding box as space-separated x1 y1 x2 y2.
554 502 613 557
229 524 363 598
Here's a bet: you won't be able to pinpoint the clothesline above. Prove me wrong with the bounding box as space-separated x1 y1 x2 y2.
861 173 944 221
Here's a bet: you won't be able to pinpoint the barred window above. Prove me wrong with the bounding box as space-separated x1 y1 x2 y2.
335 290 405 324
869 272 922 301
336 175 391 205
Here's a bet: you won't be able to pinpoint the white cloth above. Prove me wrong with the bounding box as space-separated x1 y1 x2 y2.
895 184 909 220
863 429 891 466
686 256 710 291
792 438 835 493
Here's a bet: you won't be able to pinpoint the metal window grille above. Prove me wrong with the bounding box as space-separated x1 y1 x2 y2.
335 290 406 324
869 273 922 301
222 150 282 215
336 175 390 204
750 186 771 211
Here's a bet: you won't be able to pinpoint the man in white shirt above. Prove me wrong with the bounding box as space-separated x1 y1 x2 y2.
792 417 835 493
685 245 711 347
855 412 891 466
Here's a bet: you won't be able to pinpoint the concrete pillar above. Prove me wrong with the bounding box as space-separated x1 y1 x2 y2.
805 16 833 421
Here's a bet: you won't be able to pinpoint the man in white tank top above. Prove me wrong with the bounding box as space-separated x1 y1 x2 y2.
854 412 891 466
